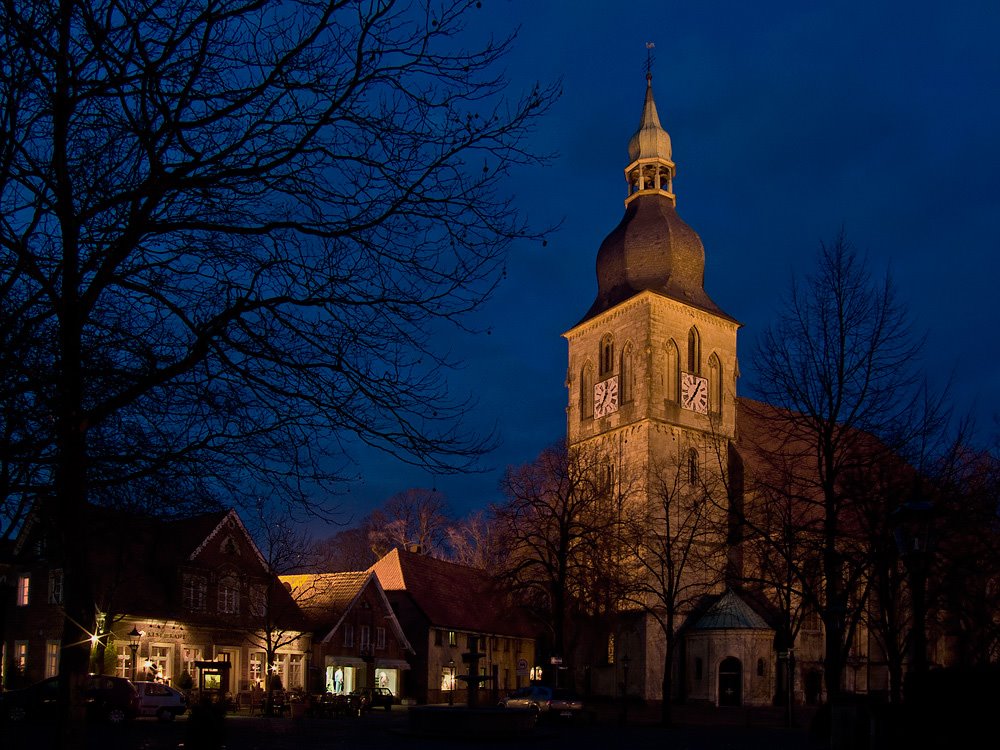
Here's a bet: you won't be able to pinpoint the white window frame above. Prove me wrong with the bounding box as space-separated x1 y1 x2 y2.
45 641 60 677
16 574 29 606
360 625 371 650
183 574 207 611
250 584 266 617
218 577 239 614
13 640 28 672
249 651 265 687
148 644 172 683
376 626 386 649
343 624 354 647
115 644 132 678
288 653 304 689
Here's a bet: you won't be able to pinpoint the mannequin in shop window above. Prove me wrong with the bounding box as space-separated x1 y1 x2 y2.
334 667 344 694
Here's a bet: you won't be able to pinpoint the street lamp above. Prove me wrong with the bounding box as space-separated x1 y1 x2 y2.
892 498 934 692
128 627 142 682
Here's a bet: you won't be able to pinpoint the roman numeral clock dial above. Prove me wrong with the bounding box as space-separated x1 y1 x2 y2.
681 372 709 414
593 375 620 418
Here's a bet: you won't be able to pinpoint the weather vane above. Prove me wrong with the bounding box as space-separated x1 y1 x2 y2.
645 41 655 77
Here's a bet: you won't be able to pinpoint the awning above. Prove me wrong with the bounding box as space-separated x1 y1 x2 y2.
375 659 411 671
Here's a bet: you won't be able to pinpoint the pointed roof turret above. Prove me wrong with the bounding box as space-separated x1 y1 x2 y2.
624 73 676 207
628 73 673 164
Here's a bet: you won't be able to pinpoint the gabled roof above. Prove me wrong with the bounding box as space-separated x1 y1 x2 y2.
280 570 413 653
10 504 278 621
690 589 771 631
370 547 535 638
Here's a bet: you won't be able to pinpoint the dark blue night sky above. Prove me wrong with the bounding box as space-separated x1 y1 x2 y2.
321 1 1000 530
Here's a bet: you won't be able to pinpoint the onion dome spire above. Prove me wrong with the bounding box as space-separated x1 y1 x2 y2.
578 73 735 325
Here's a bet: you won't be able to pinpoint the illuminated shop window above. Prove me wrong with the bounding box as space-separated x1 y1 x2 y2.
250 652 264 687
182 647 203 680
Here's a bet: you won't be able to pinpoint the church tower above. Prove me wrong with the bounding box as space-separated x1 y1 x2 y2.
563 72 740 488
562 75 743 701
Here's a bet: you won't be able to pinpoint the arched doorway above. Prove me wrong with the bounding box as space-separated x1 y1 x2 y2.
718 657 742 706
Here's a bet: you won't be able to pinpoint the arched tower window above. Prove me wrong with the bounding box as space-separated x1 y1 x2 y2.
687 327 701 374
688 448 699 486
620 343 634 403
708 353 722 415
665 339 679 403
604 461 615 495
599 334 615 376
580 363 595 419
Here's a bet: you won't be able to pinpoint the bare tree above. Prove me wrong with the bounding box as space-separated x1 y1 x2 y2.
445 510 505 570
493 440 622 681
311 525 378 572
244 506 316 713
748 232 936 702
368 487 453 557
620 452 729 724
0 0 555 735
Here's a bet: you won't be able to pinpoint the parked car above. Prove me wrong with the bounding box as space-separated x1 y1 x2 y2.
498 686 585 720
133 681 187 721
353 686 395 711
0 674 140 724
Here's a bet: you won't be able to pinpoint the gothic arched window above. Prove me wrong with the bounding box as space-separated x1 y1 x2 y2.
708 353 722 415
580 362 595 419
688 448 699 486
620 343 634 403
599 334 615 376
665 339 679 403
687 327 701 374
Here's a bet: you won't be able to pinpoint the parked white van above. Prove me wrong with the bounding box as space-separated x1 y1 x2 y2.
134 681 187 721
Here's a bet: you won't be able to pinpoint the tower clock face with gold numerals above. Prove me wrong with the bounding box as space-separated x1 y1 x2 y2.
681 372 709 414
593 375 620 418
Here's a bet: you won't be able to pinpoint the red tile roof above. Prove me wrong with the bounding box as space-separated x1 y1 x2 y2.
370 548 535 638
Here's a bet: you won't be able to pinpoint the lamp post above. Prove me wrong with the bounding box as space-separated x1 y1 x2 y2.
448 659 455 706
892 498 934 695
128 627 142 682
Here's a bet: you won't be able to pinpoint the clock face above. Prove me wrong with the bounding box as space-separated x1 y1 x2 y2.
593 375 620 419
681 372 709 414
